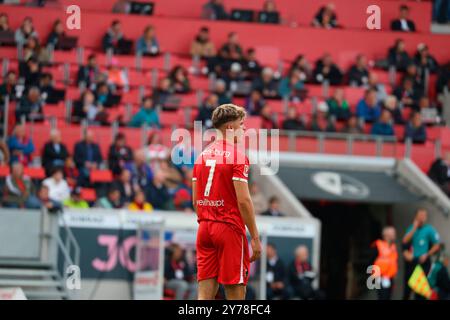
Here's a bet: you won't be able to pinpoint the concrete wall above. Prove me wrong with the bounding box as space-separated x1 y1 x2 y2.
77 280 132 300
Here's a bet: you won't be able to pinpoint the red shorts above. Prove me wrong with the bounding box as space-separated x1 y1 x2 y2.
196 221 250 285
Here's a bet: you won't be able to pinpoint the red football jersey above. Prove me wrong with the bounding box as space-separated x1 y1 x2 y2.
193 139 249 235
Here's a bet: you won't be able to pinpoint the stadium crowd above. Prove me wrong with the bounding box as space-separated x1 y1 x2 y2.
0 0 449 300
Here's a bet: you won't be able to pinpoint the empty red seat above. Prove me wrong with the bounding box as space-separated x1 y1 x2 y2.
80 188 97 202
24 167 46 180
0 166 10 177
245 116 262 130
90 169 113 183
160 109 187 128
343 87 365 108
43 103 66 120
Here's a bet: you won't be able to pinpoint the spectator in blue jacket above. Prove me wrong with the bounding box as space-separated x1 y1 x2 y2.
371 109 394 136
74 130 103 186
7 124 35 166
404 111 427 144
129 96 161 128
356 89 381 123
136 25 160 56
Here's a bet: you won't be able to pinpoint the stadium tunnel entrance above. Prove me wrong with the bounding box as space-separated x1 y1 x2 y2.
302 201 390 299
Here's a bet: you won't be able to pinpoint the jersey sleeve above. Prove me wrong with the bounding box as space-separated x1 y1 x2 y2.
428 226 440 245
232 155 250 183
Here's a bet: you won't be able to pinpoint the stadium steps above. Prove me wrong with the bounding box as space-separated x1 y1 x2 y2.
0 266 70 300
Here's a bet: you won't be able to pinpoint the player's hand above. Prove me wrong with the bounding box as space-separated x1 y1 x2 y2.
250 237 262 262
419 253 428 264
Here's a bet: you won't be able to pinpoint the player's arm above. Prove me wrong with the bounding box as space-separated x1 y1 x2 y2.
233 180 261 262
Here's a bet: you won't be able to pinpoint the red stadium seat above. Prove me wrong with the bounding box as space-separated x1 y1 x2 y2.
0 166 10 177
160 109 187 128
90 169 113 183
24 167 46 180
343 87 366 109
80 188 97 202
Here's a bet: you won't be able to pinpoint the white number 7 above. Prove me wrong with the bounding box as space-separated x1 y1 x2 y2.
204 159 216 196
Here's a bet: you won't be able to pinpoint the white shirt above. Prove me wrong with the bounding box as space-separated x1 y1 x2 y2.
400 19 410 31
43 177 71 202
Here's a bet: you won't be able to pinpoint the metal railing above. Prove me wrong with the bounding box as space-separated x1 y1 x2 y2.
279 129 399 157
51 210 80 299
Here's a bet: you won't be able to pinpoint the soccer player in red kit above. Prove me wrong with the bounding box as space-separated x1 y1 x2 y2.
192 104 261 300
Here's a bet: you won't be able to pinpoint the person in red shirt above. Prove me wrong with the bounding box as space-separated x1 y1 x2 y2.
192 103 261 300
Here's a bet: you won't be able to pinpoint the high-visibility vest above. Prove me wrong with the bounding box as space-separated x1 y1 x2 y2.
408 265 433 299
374 240 398 278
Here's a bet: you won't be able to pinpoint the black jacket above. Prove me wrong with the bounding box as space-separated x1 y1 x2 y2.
428 158 449 186
146 182 171 210
76 65 99 87
164 257 193 282
287 260 316 299
347 65 369 86
73 140 103 170
267 257 287 284
15 96 44 122
108 144 133 175
391 19 416 32
282 119 305 131
196 105 214 128
313 61 343 85
42 141 69 173
387 48 411 72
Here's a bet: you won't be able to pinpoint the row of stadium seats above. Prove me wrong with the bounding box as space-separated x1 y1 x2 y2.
0 5 448 65
55 0 433 33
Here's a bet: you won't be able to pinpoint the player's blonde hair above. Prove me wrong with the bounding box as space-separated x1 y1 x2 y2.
211 104 246 129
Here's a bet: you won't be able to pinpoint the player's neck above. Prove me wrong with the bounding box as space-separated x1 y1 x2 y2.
217 130 235 144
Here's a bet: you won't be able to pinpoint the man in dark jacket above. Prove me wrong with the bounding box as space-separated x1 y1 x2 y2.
107 132 133 175
74 129 103 186
196 94 218 129
164 243 197 300
0 71 21 104
42 129 69 176
428 152 450 196
261 196 285 217
77 54 99 88
347 54 369 87
287 245 324 300
313 54 343 86
15 86 44 122
391 5 416 32
266 243 291 300
146 170 172 210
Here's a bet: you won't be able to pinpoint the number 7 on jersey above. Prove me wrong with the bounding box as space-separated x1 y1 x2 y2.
204 159 216 197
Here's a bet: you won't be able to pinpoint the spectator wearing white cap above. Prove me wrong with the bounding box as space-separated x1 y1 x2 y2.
223 62 244 94
213 79 232 105
310 102 336 132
